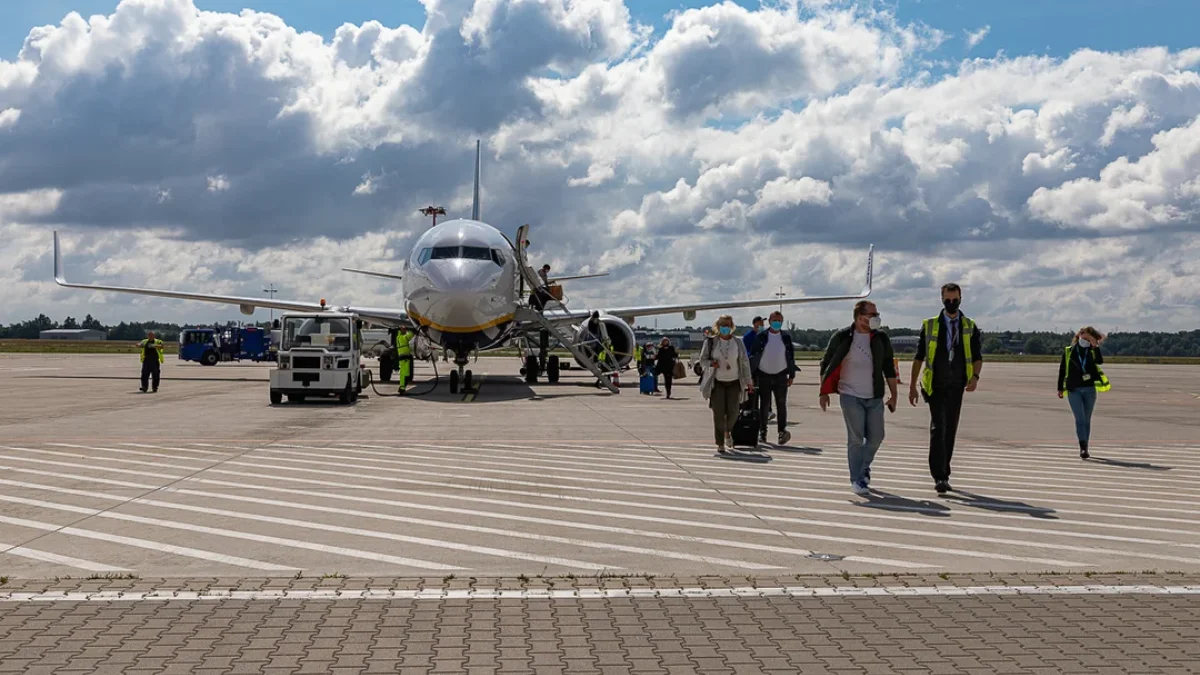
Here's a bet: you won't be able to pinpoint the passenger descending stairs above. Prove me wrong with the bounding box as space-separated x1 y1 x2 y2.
512 224 619 394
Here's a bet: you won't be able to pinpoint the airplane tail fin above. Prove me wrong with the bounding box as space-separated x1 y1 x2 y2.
471 139 481 221
862 244 875 297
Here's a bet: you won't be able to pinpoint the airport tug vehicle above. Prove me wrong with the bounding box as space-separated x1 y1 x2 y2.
269 311 371 405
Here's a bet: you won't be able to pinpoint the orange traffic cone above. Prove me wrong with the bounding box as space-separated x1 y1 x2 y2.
894 358 903 384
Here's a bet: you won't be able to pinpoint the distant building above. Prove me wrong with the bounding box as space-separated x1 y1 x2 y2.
890 335 920 352
39 329 107 341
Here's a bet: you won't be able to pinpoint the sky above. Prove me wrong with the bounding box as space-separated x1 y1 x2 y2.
1 0 1198 332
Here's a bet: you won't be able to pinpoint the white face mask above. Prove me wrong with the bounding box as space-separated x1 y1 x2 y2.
868 316 881 330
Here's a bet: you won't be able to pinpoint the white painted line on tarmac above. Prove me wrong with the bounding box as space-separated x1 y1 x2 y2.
0 466 921 571
0 478 611 572
185 472 1076 568
0 491 460 572
185 479 928 570
3 584 1199 604
117 442 235 455
50 443 215 464
0 511 297 572
0 541 129 572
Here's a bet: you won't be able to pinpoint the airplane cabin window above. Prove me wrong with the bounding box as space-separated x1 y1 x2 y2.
490 249 505 267
418 248 433 265
429 246 459 260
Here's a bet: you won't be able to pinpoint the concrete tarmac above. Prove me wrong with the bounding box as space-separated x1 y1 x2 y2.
1 353 1199 579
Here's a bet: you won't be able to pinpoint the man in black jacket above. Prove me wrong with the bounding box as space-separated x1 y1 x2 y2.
908 283 983 494
750 311 798 445
819 301 898 495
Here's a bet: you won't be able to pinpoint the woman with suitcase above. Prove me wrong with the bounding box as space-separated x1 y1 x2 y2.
699 315 754 454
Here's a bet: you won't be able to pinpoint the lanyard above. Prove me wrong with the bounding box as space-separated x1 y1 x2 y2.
1076 346 1089 371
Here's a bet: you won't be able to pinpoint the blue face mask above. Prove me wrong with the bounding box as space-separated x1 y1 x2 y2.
718 326 733 336
770 321 783 331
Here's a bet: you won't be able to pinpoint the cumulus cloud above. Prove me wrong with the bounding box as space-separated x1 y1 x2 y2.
1 0 1199 331
965 26 989 51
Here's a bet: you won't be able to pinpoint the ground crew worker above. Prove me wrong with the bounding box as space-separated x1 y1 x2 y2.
908 283 983 494
396 325 415 393
138 331 164 393
1058 326 1110 459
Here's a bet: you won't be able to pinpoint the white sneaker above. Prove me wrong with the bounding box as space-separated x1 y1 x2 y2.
852 482 870 496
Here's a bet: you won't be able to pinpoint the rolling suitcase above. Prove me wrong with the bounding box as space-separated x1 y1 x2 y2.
730 397 761 448
640 373 656 394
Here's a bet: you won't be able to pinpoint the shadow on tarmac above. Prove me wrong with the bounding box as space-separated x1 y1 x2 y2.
857 491 953 517
944 489 1059 519
1087 456 1173 471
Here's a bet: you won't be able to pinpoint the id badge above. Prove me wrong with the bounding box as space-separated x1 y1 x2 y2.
1082 374 1092 382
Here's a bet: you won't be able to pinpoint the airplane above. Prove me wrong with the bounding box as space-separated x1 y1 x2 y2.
53 140 874 394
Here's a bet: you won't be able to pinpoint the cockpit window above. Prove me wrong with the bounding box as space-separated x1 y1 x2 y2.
418 245 506 267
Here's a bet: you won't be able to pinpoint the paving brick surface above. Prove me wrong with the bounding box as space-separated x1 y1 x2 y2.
3 575 1200 674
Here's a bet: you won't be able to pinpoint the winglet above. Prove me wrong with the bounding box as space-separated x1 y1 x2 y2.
53 230 68 286
861 244 875 297
471 139 481 221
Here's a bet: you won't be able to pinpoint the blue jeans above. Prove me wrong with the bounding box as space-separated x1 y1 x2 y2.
1067 387 1097 443
841 394 885 484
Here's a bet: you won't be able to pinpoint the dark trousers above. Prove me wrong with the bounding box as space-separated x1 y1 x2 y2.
660 370 673 397
927 385 965 481
140 361 160 391
758 372 788 435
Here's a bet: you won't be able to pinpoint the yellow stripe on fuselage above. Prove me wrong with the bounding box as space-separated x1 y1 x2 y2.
408 308 514 334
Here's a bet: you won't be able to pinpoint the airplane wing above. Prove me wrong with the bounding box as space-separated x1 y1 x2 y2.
52 231 411 327
342 268 403 281
540 244 874 323
547 273 609 283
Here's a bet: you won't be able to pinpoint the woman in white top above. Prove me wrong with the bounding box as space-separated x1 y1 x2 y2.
700 314 754 454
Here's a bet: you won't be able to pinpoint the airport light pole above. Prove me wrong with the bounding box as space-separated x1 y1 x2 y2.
420 206 446 227
263 284 277 324
775 286 786 314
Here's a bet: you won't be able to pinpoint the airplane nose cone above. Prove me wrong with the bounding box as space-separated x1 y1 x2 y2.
413 261 509 333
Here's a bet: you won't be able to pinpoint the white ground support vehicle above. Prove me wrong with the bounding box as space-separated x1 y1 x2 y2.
269 312 371 405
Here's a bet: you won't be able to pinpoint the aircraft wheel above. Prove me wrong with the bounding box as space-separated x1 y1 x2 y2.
449 370 459 394
464 370 473 392
547 355 560 383
524 356 539 384
270 391 282 405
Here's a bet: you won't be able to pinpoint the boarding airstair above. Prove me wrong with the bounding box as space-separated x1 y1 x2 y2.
511 224 620 394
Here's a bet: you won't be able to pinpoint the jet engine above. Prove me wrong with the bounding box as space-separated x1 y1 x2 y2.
571 313 635 371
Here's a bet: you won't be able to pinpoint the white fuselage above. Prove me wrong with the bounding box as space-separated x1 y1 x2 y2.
401 219 519 353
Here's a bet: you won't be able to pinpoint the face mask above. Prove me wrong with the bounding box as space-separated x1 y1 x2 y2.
943 298 960 313
718 326 733 336
868 316 881 330
755 325 764 333
769 321 782 331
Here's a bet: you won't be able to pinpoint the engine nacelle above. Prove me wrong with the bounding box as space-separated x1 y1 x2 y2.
572 313 635 370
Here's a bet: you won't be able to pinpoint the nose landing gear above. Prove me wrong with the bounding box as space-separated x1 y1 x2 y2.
448 349 474 395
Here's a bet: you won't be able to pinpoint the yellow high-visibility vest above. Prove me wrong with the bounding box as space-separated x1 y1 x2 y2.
395 330 413 356
920 315 975 396
1062 345 1111 392
139 339 164 364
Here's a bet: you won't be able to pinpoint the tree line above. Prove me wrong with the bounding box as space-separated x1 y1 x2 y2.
0 314 271 342
662 324 1200 358
5 314 1200 357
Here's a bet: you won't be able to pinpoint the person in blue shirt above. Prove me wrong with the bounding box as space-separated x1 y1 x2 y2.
743 317 764 356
